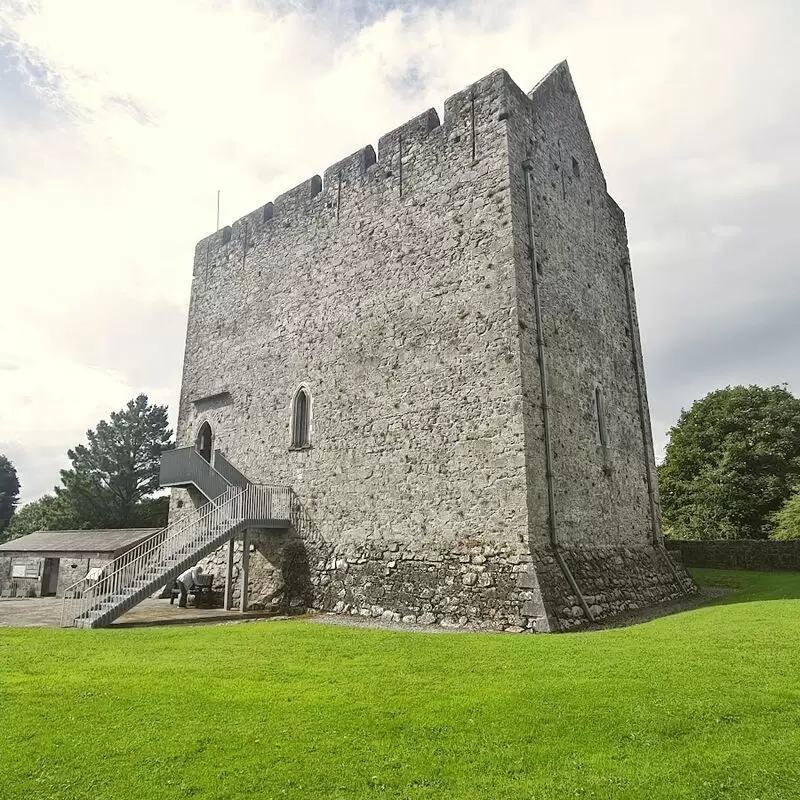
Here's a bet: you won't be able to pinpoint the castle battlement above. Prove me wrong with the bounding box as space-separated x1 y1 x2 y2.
193 67 547 265
174 59 693 633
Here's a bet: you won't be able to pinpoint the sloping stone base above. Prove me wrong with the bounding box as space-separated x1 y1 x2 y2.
531 544 697 630
304 540 548 632
198 534 696 632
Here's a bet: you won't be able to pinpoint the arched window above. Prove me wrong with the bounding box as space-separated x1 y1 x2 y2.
291 387 311 449
196 421 213 463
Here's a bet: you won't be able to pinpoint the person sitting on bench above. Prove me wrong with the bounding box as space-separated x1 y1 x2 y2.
175 564 205 608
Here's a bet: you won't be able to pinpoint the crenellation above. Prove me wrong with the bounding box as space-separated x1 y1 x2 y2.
229 215 249 240
191 71 532 257
193 225 232 269
323 144 377 189
492 68 532 123
274 174 323 219
230 204 267 239
376 108 441 166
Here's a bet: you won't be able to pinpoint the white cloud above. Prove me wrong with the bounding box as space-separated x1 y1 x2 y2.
0 0 798 501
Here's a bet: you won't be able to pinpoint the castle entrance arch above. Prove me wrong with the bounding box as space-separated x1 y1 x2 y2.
196 421 213 463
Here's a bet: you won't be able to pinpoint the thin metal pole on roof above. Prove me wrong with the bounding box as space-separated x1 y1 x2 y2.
216 190 220 231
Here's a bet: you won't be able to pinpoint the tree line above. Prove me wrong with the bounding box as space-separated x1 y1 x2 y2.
0 394 173 542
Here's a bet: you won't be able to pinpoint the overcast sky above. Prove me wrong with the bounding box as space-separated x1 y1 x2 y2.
1 0 798 504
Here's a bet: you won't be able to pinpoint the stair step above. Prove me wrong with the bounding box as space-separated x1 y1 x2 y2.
63 517 245 628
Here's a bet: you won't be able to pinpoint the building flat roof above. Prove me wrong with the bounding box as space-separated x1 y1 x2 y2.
0 529 159 560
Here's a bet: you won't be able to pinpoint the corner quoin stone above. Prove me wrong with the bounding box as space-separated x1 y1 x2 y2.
170 61 696 632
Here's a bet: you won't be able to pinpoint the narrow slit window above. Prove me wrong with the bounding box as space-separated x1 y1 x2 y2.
291 387 311 449
595 387 607 448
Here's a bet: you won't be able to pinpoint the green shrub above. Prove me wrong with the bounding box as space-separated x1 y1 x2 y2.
771 489 800 540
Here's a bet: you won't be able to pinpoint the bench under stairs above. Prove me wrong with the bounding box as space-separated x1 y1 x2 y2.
60 448 291 628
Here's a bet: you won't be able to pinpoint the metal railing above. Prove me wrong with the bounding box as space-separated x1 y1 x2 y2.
60 576 93 623
213 450 251 488
60 487 238 627
60 484 292 628
235 484 293 522
160 446 230 499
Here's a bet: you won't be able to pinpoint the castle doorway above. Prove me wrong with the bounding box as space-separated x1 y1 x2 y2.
196 422 213 463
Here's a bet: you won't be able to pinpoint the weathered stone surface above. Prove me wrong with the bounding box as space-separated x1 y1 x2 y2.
0 555 111 599
169 62 696 632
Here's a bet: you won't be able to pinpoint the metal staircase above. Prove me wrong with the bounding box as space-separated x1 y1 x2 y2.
60 449 292 628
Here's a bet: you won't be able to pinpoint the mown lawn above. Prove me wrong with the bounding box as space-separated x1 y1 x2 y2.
1 569 799 800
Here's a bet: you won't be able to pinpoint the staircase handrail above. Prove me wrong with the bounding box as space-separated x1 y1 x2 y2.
61 486 242 626
213 449 251 488
60 483 295 627
59 496 219 602
60 575 94 627
160 446 231 499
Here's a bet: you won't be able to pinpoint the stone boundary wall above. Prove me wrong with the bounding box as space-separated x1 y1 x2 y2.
665 540 800 572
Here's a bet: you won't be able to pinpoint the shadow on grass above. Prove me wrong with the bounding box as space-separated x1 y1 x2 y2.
689 568 800 605
565 569 800 634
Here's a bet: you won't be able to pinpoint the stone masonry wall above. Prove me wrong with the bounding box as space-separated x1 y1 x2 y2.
0 556 109 598
57 557 111 597
172 69 545 629
531 546 693 628
493 63 692 623
0 556 40 596
196 529 547 631
665 540 800 572
171 63 694 631
506 63 663 552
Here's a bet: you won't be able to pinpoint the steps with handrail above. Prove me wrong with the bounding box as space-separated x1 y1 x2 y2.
60 449 292 628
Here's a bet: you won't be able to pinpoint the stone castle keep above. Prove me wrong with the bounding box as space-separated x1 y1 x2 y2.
169 61 695 631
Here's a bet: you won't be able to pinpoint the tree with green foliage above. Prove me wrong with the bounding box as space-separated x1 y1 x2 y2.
1 492 169 542
0 454 20 534
771 489 800 540
1 494 69 541
56 394 173 529
133 495 170 528
658 385 800 540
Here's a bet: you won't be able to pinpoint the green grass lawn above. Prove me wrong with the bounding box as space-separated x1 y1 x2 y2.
1 569 799 800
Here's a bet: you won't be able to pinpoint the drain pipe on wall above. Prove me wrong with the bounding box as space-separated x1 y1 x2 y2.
522 158 595 625
620 257 685 591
